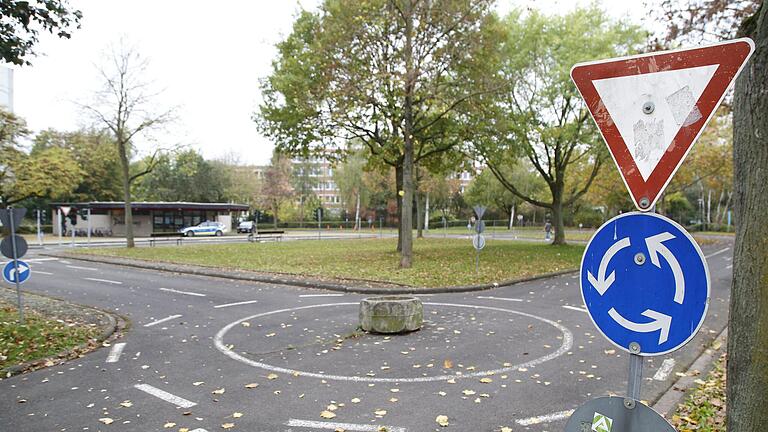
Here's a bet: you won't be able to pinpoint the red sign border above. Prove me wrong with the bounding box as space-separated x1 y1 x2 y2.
571 38 755 211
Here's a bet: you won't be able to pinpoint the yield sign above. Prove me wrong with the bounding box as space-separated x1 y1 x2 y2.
571 38 754 211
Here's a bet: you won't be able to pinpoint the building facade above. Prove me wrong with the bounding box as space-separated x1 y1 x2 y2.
51 202 249 237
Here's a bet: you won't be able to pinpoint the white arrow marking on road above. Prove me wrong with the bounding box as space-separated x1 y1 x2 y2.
9 263 30 281
608 308 672 344
587 237 631 295
645 232 685 304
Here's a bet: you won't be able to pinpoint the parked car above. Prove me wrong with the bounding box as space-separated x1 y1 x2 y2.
179 221 226 237
237 221 254 233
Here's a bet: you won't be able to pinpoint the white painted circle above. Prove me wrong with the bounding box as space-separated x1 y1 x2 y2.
214 302 573 383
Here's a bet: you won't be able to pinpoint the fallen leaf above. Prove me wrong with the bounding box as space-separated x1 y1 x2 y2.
480 377 493 383
212 388 225 395
267 373 279 380
233 412 243 418
351 398 361 404
164 422 176 428
245 383 259 389
99 418 114 425
320 411 337 419
501 427 513 432
221 423 235 429
462 389 476 396
443 359 453 369
436 415 449 427
193 382 204 386
120 401 133 408
375 409 387 416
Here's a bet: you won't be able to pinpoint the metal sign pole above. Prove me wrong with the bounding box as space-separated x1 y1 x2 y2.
8 208 24 324
36 209 42 246
87 208 92 246
625 342 643 409
58 208 63 246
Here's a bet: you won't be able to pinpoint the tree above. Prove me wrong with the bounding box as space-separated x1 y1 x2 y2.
0 110 81 206
81 43 174 247
0 0 81 65
291 158 319 227
133 149 230 203
728 3 768 430
260 151 293 228
33 128 123 201
334 148 370 230
470 6 645 244
464 163 545 224
257 0 502 267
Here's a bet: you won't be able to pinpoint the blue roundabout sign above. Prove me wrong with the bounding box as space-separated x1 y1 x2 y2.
580 212 710 356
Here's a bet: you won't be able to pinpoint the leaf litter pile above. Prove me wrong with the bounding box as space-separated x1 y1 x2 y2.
671 353 726 431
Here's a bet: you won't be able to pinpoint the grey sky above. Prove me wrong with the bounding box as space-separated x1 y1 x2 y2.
9 0 652 165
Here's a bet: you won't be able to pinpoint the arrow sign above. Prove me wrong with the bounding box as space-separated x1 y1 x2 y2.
646 232 685 304
3 260 31 285
571 38 754 211
587 237 630 295
580 212 709 356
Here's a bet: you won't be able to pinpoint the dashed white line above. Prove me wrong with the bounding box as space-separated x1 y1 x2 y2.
35 271 54 275
106 343 126 363
188 429 208 432
653 358 676 381
160 287 206 297
84 277 123 285
214 300 259 309
477 296 523 302
66 265 98 271
515 409 575 426
143 314 182 327
286 419 406 432
705 247 730 259
133 384 196 408
298 294 345 297
562 305 588 313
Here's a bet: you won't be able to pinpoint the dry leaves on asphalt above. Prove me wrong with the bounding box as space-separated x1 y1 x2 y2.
320 410 337 419
436 415 449 427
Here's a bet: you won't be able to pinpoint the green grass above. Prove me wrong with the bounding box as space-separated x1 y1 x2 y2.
671 353 726 431
0 301 101 370
78 238 584 287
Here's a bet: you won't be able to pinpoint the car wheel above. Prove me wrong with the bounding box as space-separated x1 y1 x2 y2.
215 230 223 237
186 231 195 237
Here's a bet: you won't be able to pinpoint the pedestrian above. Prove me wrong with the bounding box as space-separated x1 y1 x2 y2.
544 220 552 241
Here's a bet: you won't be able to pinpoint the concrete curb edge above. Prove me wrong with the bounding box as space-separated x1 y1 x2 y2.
651 327 728 418
46 252 578 294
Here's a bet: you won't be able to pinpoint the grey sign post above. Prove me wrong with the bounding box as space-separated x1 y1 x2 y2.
0 208 28 323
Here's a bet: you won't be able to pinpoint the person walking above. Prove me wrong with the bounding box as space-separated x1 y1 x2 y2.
544 220 552 241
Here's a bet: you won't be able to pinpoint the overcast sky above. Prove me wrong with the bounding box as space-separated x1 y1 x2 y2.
10 0 652 166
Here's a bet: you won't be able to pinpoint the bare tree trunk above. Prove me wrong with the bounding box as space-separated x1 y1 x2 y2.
354 192 360 230
424 192 429 231
118 140 135 248
707 188 712 226
416 191 423 239
396 163 403 252
399 0 415 268
728 6 768 430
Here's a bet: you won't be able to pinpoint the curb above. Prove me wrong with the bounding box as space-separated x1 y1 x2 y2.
652 327 728 418
1 301 127 378
46 252 578 295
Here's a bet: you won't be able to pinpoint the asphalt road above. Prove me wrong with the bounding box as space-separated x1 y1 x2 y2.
0 238 733 432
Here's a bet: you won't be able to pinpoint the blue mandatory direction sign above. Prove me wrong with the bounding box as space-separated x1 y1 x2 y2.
580 212 710 356
3 260 31 285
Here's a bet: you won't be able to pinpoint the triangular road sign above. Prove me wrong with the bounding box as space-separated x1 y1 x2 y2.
571 38 754 211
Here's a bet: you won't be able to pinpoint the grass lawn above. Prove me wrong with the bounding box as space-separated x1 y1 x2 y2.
0 301 101 370
79 238 584 287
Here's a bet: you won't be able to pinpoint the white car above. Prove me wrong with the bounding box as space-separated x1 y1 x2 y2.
237 221 254 233
179 221 226 237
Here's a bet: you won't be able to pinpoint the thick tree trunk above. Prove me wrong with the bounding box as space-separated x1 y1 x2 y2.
118 140 135 248
400 0 415 268
416 191 423 239
551 184 566 245
728 7 768 431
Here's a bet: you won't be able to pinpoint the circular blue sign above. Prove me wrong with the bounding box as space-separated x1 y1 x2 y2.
3 260 31 285
580 212 709 356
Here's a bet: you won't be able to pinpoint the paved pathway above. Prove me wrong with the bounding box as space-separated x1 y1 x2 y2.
0 239 733 431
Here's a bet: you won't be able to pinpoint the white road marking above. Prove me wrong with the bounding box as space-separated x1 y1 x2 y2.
562 305 588 313
106 343 126 363
286 419 406 432
133 384 196 408
215 302 573 383
298 294 345 297
160 287 206 297
705 247 730 259
35 271 54 275
726 264 733 269
189 429 208 432
477 296 523 302
516 409 575 426
214 299 259 308
653 358 676 381
1 257 58 264
84 277 123 285
143 315 182 327
66 265 98 271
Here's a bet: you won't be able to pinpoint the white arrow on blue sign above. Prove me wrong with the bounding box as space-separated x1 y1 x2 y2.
580 212 709 356
3 260 31 285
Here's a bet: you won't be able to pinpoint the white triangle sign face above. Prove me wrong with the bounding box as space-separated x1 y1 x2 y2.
571 38 754 211
60 206 71 216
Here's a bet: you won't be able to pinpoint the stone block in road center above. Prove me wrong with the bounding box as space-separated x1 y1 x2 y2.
359 296 423 334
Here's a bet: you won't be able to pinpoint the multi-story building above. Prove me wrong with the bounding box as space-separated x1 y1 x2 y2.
293 157 343 211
